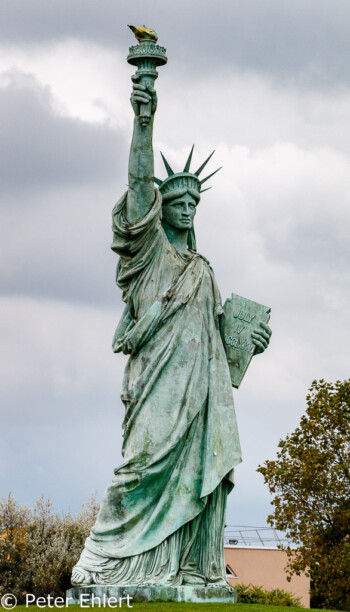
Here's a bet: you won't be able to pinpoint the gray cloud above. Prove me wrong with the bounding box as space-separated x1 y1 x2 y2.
2 0 350 88
0 297 126 512
0 186 120 306
0 72 128 305
0 71 127 195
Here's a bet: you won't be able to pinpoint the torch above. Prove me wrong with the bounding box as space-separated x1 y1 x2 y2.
127 25 168 127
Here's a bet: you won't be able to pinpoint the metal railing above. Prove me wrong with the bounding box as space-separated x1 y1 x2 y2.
224 525 289 547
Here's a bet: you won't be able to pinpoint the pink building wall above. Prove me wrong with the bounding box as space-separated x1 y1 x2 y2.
224 546 310 607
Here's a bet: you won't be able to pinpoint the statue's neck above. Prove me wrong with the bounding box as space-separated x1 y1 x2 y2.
162 221 188 254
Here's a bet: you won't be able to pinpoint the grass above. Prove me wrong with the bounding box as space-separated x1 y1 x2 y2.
12 605 345 612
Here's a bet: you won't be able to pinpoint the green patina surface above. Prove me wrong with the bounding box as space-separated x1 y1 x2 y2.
69 25 271 597
66 585 236 604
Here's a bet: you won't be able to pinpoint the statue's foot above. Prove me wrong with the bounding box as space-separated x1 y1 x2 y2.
181 572 206 586
71 566 93 586
207 579 232 590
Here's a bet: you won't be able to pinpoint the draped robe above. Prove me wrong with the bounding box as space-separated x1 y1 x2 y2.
73 190 242 585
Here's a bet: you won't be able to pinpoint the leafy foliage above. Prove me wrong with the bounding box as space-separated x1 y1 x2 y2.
0 494 99 602
258 379 350 610
235 583 302 606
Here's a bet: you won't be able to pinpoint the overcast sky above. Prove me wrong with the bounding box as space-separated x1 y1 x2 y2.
1 0 350 530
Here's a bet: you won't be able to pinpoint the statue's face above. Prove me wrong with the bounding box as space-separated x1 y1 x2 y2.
162 193 197 230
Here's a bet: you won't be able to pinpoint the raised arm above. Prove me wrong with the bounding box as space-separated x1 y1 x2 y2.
127 75 158 223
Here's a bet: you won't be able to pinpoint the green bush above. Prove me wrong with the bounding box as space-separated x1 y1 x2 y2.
236 583 302 607
0 493 99 603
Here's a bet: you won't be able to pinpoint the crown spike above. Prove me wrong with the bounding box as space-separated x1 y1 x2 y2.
200 166 222 185
199 187 212 194
160 152 174 177
183 145 195 172
194 150 215 176
154 177 162 186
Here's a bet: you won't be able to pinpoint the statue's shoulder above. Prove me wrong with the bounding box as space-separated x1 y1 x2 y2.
189 250 212 268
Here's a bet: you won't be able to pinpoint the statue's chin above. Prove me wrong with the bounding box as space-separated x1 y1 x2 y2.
71 566 93 586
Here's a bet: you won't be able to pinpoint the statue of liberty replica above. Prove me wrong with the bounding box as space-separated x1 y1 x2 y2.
69 25 271 603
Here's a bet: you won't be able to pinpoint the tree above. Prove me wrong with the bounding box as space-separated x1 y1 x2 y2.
258 379 350 610
0 494 99 601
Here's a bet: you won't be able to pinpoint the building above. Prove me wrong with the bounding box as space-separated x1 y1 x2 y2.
224 527 310 607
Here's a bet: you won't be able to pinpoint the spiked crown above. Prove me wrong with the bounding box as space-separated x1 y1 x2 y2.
154 145 221 203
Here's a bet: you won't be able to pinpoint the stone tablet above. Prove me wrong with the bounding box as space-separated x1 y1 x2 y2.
223 293 271 388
